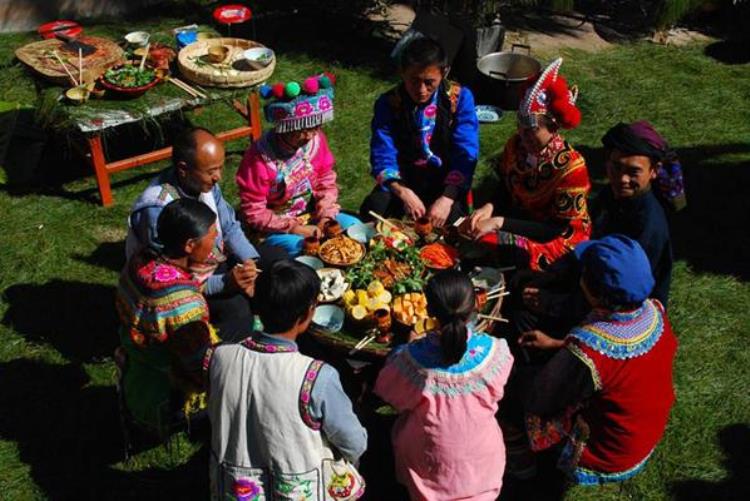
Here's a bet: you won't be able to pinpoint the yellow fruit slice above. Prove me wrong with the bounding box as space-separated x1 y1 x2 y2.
351 305 368 321
377 290 392 305
367 280 385 297
343 289 356 306
356 290 369 306
366 297 383 312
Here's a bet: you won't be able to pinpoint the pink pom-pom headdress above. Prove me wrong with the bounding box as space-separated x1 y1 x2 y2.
518 58 581 130
259 72 336 133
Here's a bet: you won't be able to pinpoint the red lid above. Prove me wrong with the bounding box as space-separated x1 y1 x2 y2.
38 20 83 39
213 4 252 25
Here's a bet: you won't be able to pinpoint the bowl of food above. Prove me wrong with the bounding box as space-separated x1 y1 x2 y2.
100 63 160 97
312 305 345 334
392 292 429 333
319 236 366 267
124 31 150 48
65 85 89 105
317 268 349 303
207 44 230 64
420 242 459 270
243 47 274 70
346 223 376 245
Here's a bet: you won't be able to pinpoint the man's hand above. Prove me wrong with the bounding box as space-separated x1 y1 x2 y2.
392 183 426 219
291 225 322 239
518 330 564 350
230 259 259 297
428 196 454 228
471 216 504 240
468 203 493 231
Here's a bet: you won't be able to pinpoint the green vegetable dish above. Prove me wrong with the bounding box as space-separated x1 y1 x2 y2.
346 240 427 295
104 65 156 88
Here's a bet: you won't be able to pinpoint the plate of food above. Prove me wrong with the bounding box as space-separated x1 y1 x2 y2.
318 236 365 267
317 268 349 303
393 292 429 328
420 242 459 270
347 239 425 295
100 63 159 97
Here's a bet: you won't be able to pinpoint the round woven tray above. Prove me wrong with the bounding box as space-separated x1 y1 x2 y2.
177 37 275 88
15 36 124 86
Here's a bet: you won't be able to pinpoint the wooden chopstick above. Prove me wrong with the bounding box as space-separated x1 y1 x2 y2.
78 48 83 85
139 43 150 71
349 334 376 355
368 211 398 230
172 77 207 99
167 77 198 97
477 313 509 323
52 50 78 86
486 291 510 300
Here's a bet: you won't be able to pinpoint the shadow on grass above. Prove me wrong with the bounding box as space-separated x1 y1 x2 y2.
0 358 210 499
2 280 119 363
670 423 750 500
73 240 127 273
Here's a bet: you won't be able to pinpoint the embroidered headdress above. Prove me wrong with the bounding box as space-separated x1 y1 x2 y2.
259 72 336 133
518 58 581 130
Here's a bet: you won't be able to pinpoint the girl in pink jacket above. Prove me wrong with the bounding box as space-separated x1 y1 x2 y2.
236 73 359 256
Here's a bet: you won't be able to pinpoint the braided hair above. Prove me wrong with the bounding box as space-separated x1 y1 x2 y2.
424 270 476 365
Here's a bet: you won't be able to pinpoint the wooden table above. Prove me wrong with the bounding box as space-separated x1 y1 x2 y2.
74 91 263 207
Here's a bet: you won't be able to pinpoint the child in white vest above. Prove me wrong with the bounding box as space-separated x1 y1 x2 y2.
206 260 367 500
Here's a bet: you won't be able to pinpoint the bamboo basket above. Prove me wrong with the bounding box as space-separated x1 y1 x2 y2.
15 36 124 86
177 38 275 88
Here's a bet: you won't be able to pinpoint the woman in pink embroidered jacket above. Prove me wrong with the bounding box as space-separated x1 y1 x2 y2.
237 73 360 256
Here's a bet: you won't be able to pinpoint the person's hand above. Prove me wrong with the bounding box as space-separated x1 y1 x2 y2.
471 216 504 240
291 225 322 239
469 203 493 231
392 184 426 219
522 287 548 314
428 196 454 228
231 259 259 297
518 330 564 350
316 216 333 230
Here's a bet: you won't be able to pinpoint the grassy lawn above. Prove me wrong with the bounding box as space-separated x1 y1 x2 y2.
1 15 749 500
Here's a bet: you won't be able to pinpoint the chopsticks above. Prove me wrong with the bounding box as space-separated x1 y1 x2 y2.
169 77 208 99
78 48 83 85
368 211 398 231
52 50 78 86
349 333 376 355
477 313 509 323
139 42 150 71
486 291 510 300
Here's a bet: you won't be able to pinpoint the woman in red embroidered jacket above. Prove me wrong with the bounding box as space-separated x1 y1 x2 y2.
519 235 677 485
465 58 591 271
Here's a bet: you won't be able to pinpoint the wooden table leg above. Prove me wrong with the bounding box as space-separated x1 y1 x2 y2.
248 91 262 141
87 135 113 207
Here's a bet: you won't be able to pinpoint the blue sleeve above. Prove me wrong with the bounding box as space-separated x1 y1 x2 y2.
310 364 368 463
444 87 479 199
130 206 163 253
370 95 401 191
213 184 259 261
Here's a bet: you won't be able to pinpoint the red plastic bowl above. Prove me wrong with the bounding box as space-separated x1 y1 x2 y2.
99 64 160 98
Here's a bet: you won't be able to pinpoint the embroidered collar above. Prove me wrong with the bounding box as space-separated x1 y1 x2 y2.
242 333 298 353
569 299 663 359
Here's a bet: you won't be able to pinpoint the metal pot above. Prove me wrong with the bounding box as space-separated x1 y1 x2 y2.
476 44 541 111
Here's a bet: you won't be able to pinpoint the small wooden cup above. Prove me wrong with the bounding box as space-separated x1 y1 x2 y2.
374 308 392 335
303 237 320 256
474 287 488 312
415 216 433 238
324 220 343 238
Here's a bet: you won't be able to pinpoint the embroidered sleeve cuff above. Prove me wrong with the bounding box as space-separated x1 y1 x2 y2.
376 169 401 190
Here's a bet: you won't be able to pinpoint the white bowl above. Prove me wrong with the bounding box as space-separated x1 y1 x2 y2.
125 31 150 48
312 305 344 333
295 255 324 270
243 48 274 69
346 223 376 244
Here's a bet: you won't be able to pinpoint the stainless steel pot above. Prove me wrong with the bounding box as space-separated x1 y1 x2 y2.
476 44 541 111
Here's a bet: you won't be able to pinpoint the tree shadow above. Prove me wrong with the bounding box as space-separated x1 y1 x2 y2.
2 280 120 363
73 240 127 274
670 423 750 500
704 41 750 65
0 358 210 499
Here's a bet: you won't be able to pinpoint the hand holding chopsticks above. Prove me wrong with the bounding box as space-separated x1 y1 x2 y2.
349 333 377 355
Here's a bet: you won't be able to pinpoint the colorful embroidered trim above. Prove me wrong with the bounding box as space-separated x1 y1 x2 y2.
566 343 602 391
572 450 653 485
242 337 298 353
299 359 325 430
569 299 663 359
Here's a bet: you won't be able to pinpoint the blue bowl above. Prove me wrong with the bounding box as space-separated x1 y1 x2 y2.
346 223 376 244
295 255 324 270
312 305 345 333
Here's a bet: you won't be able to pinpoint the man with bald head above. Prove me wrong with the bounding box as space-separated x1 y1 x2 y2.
126 127 284 340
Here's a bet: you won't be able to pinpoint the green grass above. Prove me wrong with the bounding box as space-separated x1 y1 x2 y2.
1 17 750 500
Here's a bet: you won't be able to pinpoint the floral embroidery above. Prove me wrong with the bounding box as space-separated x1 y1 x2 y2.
153 264 180 283
318 95 333 111
295 101 314 117
299 359 325 430
242 337 298 354
526 404 581 452
569 300 663 359
327 471 356 499
233 477 264 500
274 476 314 499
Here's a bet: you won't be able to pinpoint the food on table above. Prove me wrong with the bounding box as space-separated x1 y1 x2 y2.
347 239 425 294
317 268 348 303
414 317 440 335
344 280 393 323
373 259 412 289
420 242 459 270
393 293 429 326
319 236 365 266
103 64 157 88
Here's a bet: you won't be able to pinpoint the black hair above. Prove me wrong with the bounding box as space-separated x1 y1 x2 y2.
425 270 475 365
156 198 216 258
172 127 215 168
399 36 448 70
254 260 321 334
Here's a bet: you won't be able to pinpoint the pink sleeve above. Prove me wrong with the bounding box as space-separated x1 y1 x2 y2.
374 351 423 412
311 132 340 220
236 145 299 233
484 339 514 403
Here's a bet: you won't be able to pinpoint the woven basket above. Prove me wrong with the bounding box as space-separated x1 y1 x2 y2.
177 38 275 88
15 36 124 86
